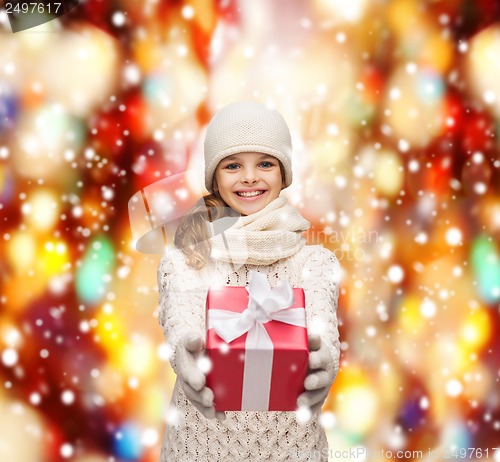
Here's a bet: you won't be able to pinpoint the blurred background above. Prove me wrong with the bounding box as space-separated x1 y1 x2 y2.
1 0 500 461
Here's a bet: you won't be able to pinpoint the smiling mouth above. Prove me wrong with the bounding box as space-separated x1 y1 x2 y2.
235 190 266 197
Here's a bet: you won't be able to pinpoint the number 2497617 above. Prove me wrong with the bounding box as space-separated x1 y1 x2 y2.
5 3 62 14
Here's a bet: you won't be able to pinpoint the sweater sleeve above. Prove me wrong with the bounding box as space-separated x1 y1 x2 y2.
299 246 341 381
157 250 207 375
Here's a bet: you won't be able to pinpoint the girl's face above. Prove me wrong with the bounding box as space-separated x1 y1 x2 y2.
214 152 285 216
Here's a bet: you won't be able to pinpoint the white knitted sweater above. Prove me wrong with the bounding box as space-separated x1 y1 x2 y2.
157 242 341 461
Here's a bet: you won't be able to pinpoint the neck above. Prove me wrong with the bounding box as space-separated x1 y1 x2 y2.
208 196 310 266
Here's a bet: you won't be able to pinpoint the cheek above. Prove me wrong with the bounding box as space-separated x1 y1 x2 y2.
215 175 233 195
268 173 283 188
214 172 226 189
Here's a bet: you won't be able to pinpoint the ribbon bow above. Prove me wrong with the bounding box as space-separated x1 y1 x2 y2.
208 270 306 343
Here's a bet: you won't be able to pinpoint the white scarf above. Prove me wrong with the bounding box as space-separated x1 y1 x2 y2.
208 196 310 266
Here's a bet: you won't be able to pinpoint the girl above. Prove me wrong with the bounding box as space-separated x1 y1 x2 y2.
157 102 341 461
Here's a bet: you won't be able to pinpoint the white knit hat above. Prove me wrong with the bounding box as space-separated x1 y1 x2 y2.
204 102 293 193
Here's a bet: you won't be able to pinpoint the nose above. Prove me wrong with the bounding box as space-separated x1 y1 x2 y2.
241 166 258 184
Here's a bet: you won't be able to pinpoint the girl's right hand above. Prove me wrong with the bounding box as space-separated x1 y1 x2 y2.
176 333 226 421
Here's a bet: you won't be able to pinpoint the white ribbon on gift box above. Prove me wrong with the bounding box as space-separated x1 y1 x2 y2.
207 270 307 411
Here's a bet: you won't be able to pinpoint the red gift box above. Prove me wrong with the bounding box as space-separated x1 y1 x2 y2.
205 271 309 411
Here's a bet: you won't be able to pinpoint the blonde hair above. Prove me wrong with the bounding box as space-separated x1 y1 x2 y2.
175 161 286 269
174 189 229 270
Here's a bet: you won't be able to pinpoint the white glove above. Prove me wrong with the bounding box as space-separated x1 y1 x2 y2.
297 332 336 414
176 333 226 420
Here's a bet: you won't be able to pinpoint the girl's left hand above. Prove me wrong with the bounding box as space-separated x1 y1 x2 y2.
296 332 334 414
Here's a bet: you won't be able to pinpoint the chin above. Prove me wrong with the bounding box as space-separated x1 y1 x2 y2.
238 202 269 215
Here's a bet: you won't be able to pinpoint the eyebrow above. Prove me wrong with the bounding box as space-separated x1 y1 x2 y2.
222 154 275 161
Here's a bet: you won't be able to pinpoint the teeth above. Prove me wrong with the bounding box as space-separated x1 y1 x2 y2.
237 190 264 197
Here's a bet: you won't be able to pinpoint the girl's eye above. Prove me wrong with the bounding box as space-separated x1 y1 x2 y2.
223 161 274 170
225 163 240 170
